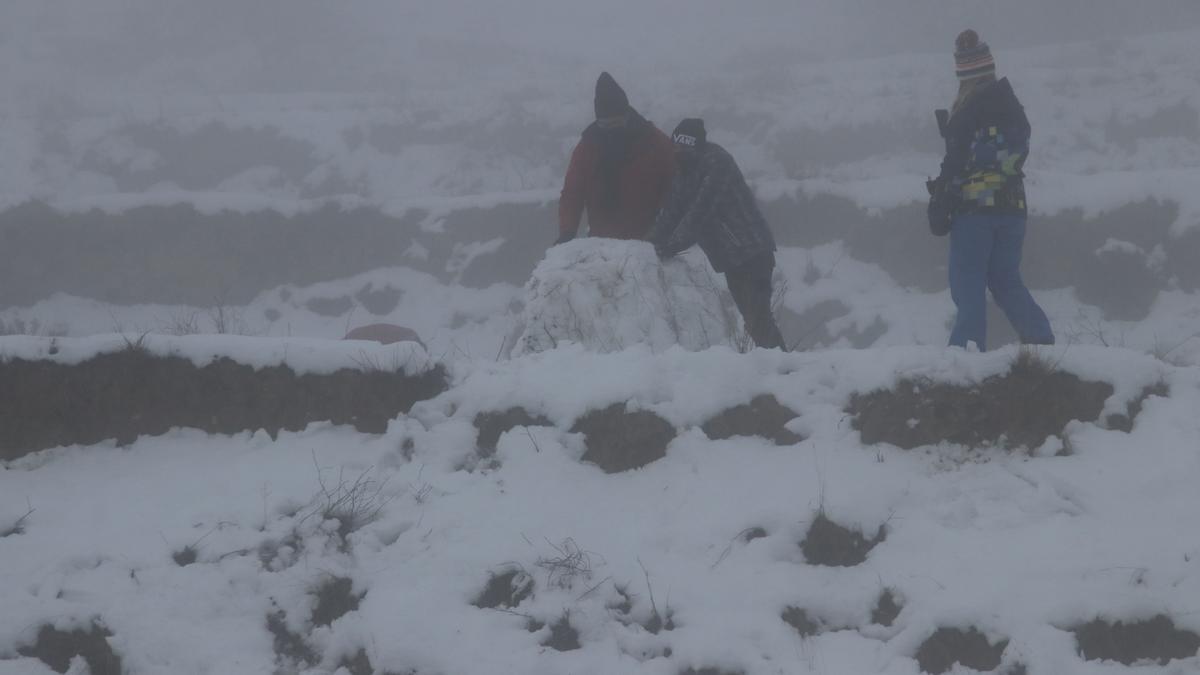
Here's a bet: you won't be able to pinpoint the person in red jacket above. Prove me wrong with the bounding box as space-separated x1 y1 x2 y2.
556 72 675 244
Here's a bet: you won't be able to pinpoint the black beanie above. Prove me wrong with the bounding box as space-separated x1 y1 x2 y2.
594 72 629 119
672 118 706 149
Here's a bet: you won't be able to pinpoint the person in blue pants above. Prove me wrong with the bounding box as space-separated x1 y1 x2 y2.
928 30 1054 351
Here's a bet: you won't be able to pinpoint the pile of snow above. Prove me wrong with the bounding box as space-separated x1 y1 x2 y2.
3 343 1199 674
514 239 743 356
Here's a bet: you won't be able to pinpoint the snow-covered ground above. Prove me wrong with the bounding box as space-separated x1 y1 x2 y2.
3 22 1199 361
4 7 1200 672
6 238 1200 367
2 338 1198 673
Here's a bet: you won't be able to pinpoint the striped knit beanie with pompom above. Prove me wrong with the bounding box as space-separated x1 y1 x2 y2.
955 30 996 81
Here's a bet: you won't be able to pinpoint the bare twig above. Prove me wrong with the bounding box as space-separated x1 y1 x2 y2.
524 427 542 453
299 451 395 547
119 330 153 352
575 575 613 602
637 557 659 619
0 498 34 537
535 538 595 589
711 527 761 569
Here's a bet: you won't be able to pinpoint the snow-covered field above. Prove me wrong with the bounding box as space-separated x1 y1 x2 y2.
2 337 1199 674
3 22 1199 361
5 4 1200 672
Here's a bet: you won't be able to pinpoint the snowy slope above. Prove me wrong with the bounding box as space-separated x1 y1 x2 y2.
2 338 1198 674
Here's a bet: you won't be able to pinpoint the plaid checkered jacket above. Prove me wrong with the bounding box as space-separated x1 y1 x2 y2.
648 143 776 273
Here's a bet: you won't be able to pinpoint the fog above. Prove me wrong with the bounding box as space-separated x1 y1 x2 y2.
5 0 1200 99
2 1 1199 350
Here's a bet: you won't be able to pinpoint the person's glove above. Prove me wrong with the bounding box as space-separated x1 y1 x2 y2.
925 178 956 237
554 231 576 246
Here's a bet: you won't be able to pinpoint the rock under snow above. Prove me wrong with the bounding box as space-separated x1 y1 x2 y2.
513 239 742 356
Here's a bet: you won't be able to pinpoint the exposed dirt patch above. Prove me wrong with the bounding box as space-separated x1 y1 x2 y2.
640 605 676 636
258 529 305 571
17 621 123 675
607 582 677 636
742 526 768 542
701 394 803 445
779 299 850 351
89 121 317 193
915 627 1008 674
305 295 355 317
1106 382 1170 433
1073 614 1200 665
571 403 676 473
172 545 198 567
800 511 886 567
542 614 581 652
472 568 534 609
608 585 634 615
266 608 318 670
340 649 419 675
340 648 373 675
848 351 1114 451
872 589 903 627
781 606 823 637
473 407 553 457
311 575 364 627
4 195 1192 324
355 284 404 315
1106 100 1199 151
0 347 448 460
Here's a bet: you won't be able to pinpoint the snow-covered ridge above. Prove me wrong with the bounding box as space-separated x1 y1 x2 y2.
3 342 1197 673
0 332 434 376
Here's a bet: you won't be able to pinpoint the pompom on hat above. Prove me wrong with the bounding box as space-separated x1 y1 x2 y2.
954 29 996 81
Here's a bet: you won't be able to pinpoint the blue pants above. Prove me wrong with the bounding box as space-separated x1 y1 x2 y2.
948 213 1054 351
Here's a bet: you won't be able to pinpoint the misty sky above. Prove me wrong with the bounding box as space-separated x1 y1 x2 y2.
5 0 1200 101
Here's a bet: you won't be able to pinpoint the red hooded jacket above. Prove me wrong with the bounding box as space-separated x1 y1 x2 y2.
558 119 675 240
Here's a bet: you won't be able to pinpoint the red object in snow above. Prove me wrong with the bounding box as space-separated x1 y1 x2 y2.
344 323 425 348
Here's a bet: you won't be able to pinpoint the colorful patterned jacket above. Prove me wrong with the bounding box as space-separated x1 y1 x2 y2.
937 78 1031 217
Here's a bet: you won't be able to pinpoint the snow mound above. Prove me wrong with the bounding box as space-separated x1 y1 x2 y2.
514 239 742 356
